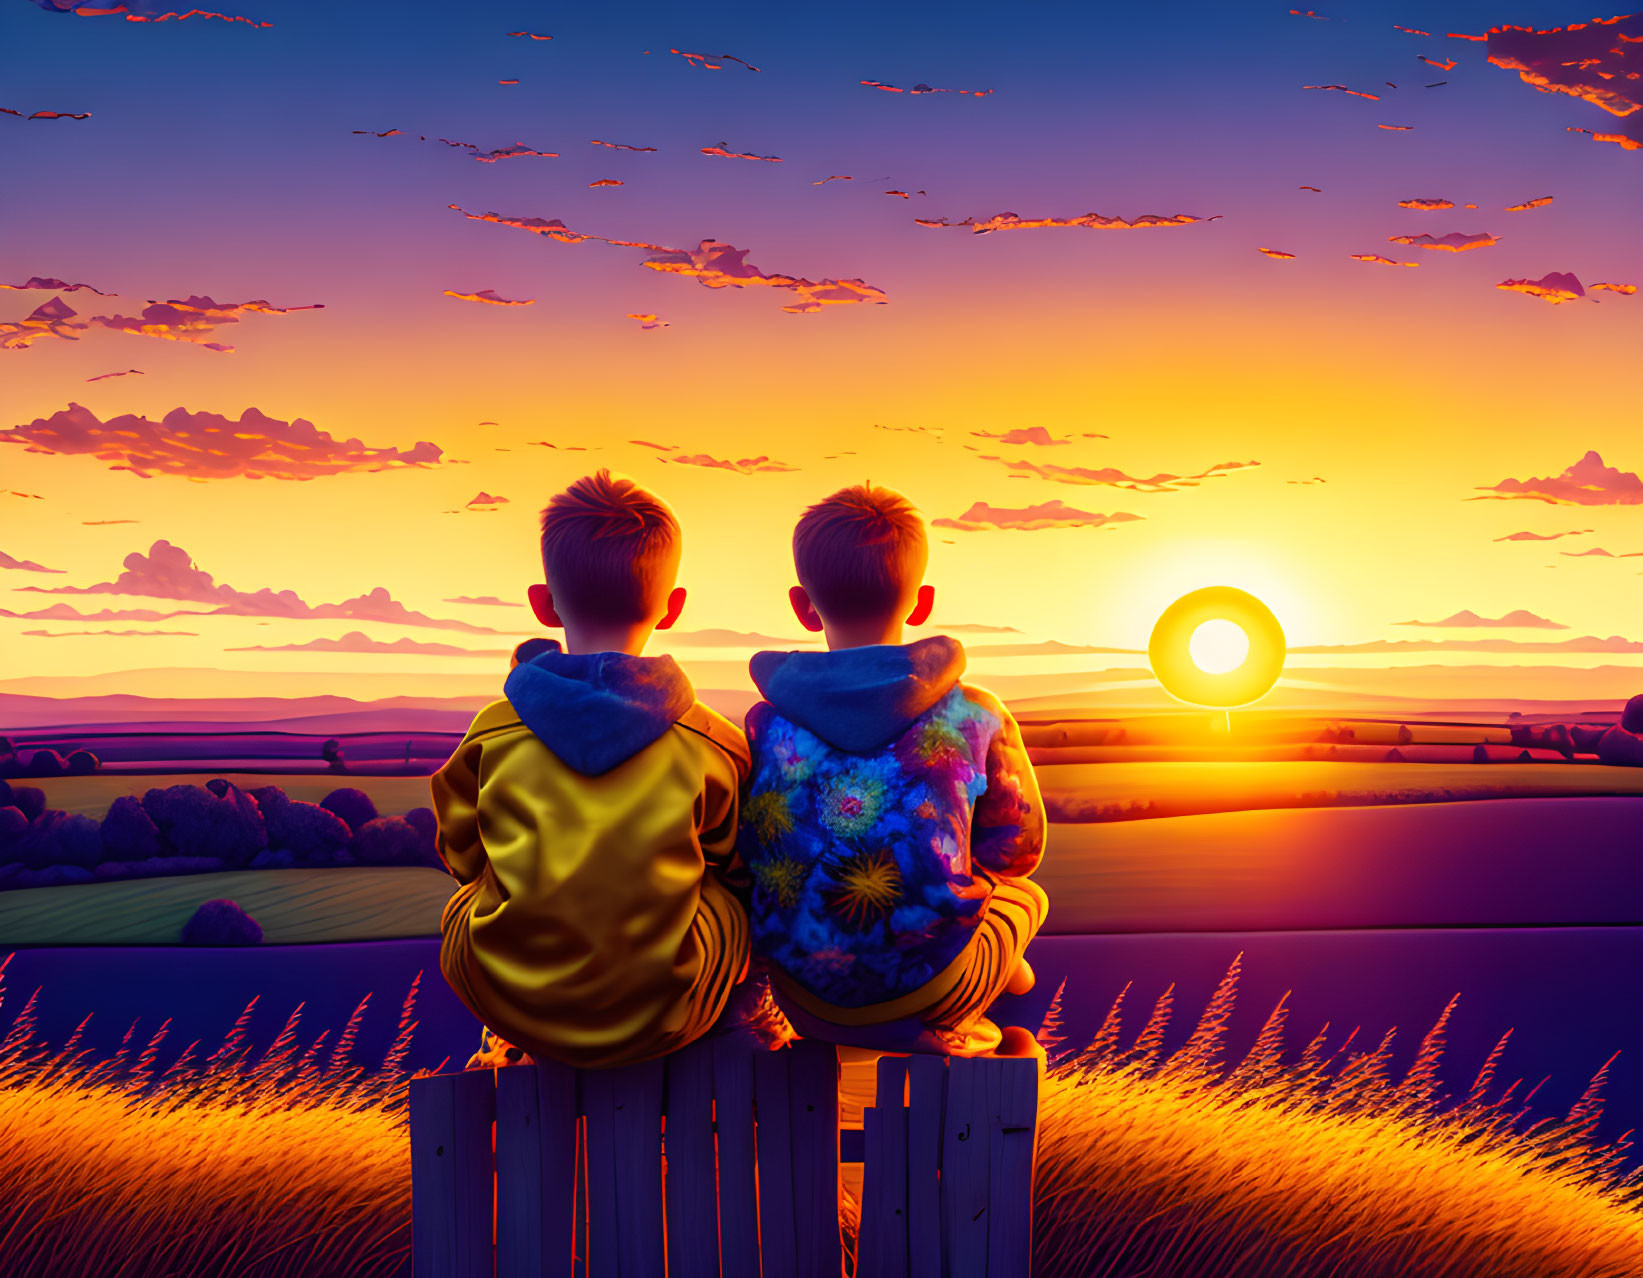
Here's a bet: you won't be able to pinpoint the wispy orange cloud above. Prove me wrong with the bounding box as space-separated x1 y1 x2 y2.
443 288 534 305
464 492 508 510
1497 272 1584 304
226 631 509 656
1376 123 1415 130
444 595 521 607
700 141 781 162
976 456 1259 492
970 427 1091 447
1484 14 1643 152
671 49 761 71
1257 248 1296 260
1474 452 1643 507
915 211 1204 233
1397 198 1454 210
932 501 1142 531
30 0 270 25
1 276 110 294
813 175 853 185
626 313 669 329
1388 231 1499 251
1505 195 1554 212
1392 24 1430 36
85 368 144 381
1561 547 1643 558
1592 281 1637 295
1418 55 1458 70
591 139 657 152
89 294 323 352
473 142 558 162
664 454 797 475
24 628 198 637
18 540 508 633
589 179 623 187
1494 529 1592 541
1302 84 1380 99
1350 254 1419 267
0 298 88 349
860 80 992 96
506 31 551 40
2 403 441 481
1 107 91 119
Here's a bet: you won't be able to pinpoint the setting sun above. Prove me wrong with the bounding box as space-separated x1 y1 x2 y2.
1189 619 1250 675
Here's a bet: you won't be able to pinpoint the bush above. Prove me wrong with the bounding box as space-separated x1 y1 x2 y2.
0 807 27 846
181 899 262 946
319 788 377 835
24 750 65 778
11 787 45 824
248 784 290 814
14 811 69 870
16 864 94 888
263 798 351 863
65 751 99 776
204 778 231 798
0 779 11 808
402 807 443 868
54 813 104 869
352 816 422 866
141 784 267 867
100 796 163 862
249 849 297 871
131 855 225 878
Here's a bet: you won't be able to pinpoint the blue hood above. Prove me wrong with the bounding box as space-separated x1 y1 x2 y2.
503 639 695 775
749 635 966 753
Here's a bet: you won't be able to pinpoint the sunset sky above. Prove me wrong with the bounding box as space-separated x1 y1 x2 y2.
3 0 1641 703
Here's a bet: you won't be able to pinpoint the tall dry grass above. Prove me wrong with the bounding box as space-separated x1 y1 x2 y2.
0 955 418 1278
0 952 1637 1277
1031 956 1643 1277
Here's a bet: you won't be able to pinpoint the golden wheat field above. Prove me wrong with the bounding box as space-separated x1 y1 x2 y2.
0 955 1637 1277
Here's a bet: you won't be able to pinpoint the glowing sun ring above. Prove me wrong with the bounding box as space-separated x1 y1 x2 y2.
1149 586 1286 708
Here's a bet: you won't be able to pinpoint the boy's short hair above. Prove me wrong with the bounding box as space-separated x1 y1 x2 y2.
539 470 680 622
792 483 927 621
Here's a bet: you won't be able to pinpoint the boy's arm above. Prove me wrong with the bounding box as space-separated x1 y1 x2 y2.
967 687 1046 879
429 732 486 884
682 704 753 888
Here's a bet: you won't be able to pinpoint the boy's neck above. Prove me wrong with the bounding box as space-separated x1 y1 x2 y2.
560 621 656 657
822 617 905 651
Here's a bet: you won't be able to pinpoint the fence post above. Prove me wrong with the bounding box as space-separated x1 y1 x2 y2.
984 1059 1039 1278
410 1069 496 1278
494 1062 579 1278
664 1041 722 1277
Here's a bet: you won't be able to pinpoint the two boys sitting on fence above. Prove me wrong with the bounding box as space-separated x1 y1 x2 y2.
433 471 1047 1070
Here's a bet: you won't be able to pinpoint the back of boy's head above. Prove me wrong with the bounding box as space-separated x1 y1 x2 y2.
539 470 680 622
792 483 927 621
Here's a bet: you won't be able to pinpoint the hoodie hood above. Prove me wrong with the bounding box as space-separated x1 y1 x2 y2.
749 635 966 753
503 639 695 775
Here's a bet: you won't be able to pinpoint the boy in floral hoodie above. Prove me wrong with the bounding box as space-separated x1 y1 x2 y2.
740 484 1048 1056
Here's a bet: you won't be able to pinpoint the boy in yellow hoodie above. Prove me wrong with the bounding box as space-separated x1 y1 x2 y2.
433 470 752 1070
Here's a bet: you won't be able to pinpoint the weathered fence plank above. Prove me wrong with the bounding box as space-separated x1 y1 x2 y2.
754 1048 798 1277
858 1056 911 1278
940 1058 992 1278
612 1058 667 1278
581 1068 622 1278
713 1039 761 1278
663 1041 721 1278
495 1062 579 1278
904 1056 947 1278
788 1040 844 1278
410 1069 496 1278
985 1059 1039 1278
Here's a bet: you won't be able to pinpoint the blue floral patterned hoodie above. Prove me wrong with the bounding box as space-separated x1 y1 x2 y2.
741 636 1045 1010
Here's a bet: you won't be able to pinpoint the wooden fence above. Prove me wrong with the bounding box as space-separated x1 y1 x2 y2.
409 1036 1039 1277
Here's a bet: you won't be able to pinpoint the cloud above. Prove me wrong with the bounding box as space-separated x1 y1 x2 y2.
1 277 110 294
1418 56 1458 71
0 603 208 622
914 211 1205 233
590 179 623 187
465 492 508 509
1560 547 1643 558
1592 282 1638 295
1473 452 1643 507
443 288 534 305
932 500 1142 531
940 622 1023 634
969 427 1081 446
1 107 92 119
627 313 669 329
1376 123 1415 130
700 142 782 162
1287 477 1327 485
89 294 323 352
630 439 676 451
450 206 887 315
813 175 853 185
860 80 991 96
1505 195 1554 212
664 454 798 475
224 631 509 657
28 0 270 24
590 139 657 152
1302 83 1380 99
86 368 144 381
662 628 818 647
671 50 761 71
1493 529 1591 541
16 540 508 633
1484 14 1643 153
976 455 1259 492
507 31 551 40
1395 609 1566 629
1387 232 1499 252
0 551 63 573
473 143 559 163
1350 254 1419 267
1497 272 1584 304
443 595 522 607
24 628 198 637
1257 248 1296 260
1 298 89 349
1291 634 1643 654
1397 198 1454 210
967 640 1145 656
2 403 442 481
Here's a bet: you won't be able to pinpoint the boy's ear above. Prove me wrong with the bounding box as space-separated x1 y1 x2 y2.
906 584 935 627
654 586 688 631
527 583 562 629
789 585 826 633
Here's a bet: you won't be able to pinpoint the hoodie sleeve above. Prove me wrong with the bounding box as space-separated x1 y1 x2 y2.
965 686 1046 880
679 703 752 882
430 702 515 884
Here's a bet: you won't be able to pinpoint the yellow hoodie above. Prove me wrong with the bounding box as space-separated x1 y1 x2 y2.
432 640 750 1069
